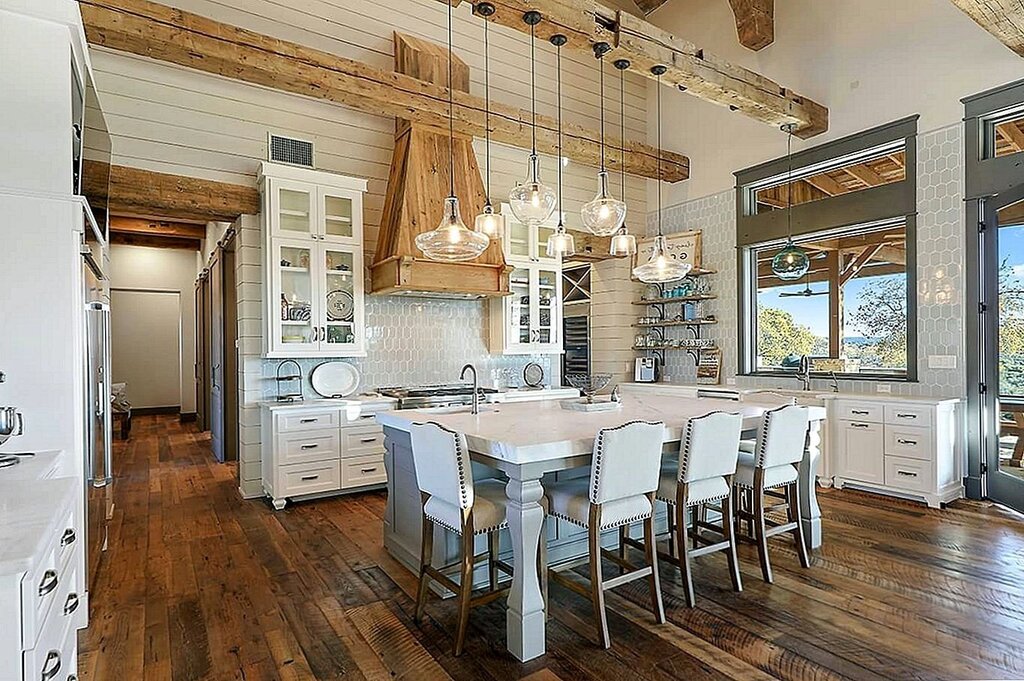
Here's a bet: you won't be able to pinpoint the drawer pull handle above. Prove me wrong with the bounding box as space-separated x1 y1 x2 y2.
896 413 917 419
897 438 917 446
38 570 58 597
300 475 319 481
60 528 76 547
360 438 377 444
360 467 378 474
897 470 918 478
64 592 80 616
851 410 870 415
300 444 319 450
300 418 319 424
41 650 61 680
850 423 869 429
360 414 375 419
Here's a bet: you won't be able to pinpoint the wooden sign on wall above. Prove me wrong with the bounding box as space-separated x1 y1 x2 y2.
632 230 703 276
696 348 722 385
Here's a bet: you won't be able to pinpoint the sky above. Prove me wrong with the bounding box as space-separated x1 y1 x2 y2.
758 274 901 339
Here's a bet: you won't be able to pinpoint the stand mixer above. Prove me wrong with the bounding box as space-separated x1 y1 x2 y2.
0 372 27 468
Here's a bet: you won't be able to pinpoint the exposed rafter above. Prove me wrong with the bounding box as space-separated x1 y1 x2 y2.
446 0 828 137
633 0 670 15
80 0 687 181
949 0 1024 57
727 0 774 51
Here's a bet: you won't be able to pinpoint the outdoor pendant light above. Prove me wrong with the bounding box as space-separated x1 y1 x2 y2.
770 123 811 281
416 2 490 262
508 11 557 225
609 58 636 257
581 43 627 236
633 66 690 284
546 33 575 259
473 3 504 240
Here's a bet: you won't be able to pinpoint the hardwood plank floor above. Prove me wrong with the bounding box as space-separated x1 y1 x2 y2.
79 416 1024 680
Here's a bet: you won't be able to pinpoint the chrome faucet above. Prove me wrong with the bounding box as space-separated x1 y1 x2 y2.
796 355 812 391
829 371 840 393
460 363 480 415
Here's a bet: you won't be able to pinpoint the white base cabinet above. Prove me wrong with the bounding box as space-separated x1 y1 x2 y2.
261 401 389 509
832 397 962 508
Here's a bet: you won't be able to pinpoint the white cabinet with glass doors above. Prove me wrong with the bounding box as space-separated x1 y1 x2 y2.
489 206 563 354
260 163 368 358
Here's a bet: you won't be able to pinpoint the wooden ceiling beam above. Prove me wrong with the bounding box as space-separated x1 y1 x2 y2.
727 0 774 51
998 121 1024 153
84 161 260 222
949 0 1024 57
633 0 671 15
81 0 686 182
840 243 885 285
110 216 207 240
843 163 886 187
447 0 828 138
803 172 848 197
110 232 201 250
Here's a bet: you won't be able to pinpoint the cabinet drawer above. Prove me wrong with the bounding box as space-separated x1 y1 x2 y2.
342 454 387 488
884 456 930 492
884 425 931 461
279 431 340 465
280 461 341 497
884 404 933 428
835 402 883 423
24 562 78 678
343 425 385 457
278 410 340 433
21 506 76 649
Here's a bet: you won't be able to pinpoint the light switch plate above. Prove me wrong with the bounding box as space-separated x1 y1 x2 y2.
876 383 892 394
928 355 957 369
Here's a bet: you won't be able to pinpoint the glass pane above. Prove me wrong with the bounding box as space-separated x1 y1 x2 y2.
753 222 908 376
752 144 906 216
324 194 354 239
324 249 356 346
510 267 530 344
509 221 530 259
537 224 555 257
986 110 1024 159
279 188 312 234
279 245 314 345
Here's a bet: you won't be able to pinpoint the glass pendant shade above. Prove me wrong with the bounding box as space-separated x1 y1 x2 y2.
546 225 576 259
609 227 636 257
474 203 505 239
416 196 490 262
633 235 691 283
771 240 811 281
509 154 557 225
581 170 627 236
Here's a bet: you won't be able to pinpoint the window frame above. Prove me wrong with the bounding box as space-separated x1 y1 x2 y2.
735 117 919 382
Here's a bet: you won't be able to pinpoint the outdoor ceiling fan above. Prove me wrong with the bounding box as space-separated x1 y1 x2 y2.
779 252 828 297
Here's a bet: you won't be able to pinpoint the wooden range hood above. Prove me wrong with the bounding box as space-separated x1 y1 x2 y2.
371 33 512 298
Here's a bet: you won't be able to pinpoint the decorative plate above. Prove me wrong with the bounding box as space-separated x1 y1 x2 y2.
326 289 354 322
311 361 360 398
523 362 545 388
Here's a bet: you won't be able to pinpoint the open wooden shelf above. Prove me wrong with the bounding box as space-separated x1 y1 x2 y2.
633 294 717 305
632 319 718 328
633 345 718 352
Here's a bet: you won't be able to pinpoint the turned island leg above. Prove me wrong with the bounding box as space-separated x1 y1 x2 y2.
798 418 823 549
504 471 546 662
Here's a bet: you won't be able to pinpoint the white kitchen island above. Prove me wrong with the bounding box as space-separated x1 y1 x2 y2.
378 394 827 662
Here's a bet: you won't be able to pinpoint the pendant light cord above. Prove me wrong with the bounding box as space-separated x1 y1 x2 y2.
619 66 626 202
599 56 606 172
656 71 663 237
447 1 455 199
530 23 537 155
785 125 794 240
556 42 564 226
483 16 491 205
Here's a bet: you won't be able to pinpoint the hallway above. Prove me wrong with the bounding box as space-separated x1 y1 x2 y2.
78 416 1024 680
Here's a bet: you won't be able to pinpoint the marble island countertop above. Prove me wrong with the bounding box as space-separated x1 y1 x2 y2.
0 466 76 576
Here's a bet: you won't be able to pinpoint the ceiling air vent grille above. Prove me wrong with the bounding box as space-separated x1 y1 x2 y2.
268 133 314 168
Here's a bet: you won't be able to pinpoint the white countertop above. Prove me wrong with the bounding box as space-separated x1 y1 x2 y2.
260 394 398 412
0 475 76 576
378 393 827 465
740 388 962 405
0 450 63 481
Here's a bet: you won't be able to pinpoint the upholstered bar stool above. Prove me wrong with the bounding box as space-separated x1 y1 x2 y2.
409 421 516 656
546 420 667 649
651 411 744 607
733 404 812 584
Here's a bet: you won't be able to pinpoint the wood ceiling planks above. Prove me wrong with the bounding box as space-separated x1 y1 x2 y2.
949 0 1024 57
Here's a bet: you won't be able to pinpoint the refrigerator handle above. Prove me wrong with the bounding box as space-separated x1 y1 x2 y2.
102 309 113 486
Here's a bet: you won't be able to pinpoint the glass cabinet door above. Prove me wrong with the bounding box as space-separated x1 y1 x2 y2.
536 223 556 263
535 268 559 345
509 267 532 347
507 220 532 260
272 182 315 238
274 241 317 349
322 247 359 350
321 189 355 242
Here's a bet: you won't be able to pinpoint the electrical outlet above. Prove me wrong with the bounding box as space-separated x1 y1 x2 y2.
928 355 957 369
726 377 737 386
876 383 892 394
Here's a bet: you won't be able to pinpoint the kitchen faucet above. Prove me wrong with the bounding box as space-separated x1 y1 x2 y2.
796 355 812 391
460 363 481 415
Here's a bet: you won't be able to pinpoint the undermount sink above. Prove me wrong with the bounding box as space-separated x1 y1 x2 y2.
420 405 498 415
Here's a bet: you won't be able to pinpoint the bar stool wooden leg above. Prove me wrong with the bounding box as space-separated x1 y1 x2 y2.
588 506 610 649
666 501 677 559
788 481 811 568
454 515 476 657
753 470 773 584
415 502 434 623
722 477 743 593
644 493 666 624
675 487 695 607
618 525 628 575
488 530 499 592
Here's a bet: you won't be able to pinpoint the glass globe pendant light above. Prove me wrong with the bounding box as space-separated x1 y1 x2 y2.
581 43 627 236
472 3 504 240
415 1 490 262
546 33 575 259
633 65 691 284
508 12 557 225
609 58 636 258
770 123 811 281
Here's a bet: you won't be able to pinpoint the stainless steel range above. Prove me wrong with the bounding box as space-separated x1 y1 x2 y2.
378 384 497 410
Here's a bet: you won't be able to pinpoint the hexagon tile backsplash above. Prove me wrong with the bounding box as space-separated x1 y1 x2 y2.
646 123 966 399
259 297 555 399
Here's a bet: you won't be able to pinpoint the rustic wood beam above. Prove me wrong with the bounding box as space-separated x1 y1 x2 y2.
826 250 841 357
803 172 848 197
633 0 671 15
843 163 885 188
110 216 207 239
727 0 774 51
568 231 615 261
449 0 828 137
949 0 1024 57
998 200 1024 226
83 161 260 222
998 121 1024 153
110 232 201 250
840 244 885 286
81 0 687 182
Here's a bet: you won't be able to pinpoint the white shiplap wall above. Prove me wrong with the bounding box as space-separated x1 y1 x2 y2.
88 0 650 496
